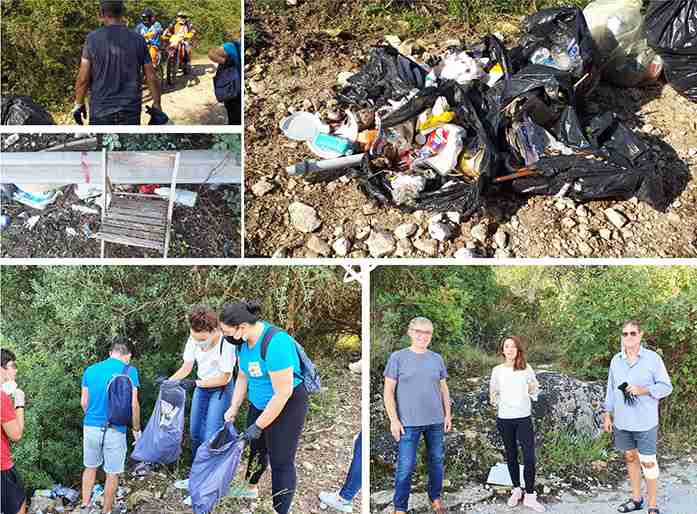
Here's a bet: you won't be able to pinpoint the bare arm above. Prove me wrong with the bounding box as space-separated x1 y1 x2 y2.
169 360 194 381
75 58 91 105
2 411 24 442
208 47 228 65
143 63 162 109
440 379 452 419
81 386 89 413
384 377 400 424
253 368 294 429
225 369 248 421
131 388 141 432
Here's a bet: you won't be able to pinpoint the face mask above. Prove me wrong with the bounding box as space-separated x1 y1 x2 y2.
225 335 245 346
195 334 214 349
2 381 17 396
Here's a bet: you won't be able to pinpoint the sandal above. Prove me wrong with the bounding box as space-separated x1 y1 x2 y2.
618 498 644 512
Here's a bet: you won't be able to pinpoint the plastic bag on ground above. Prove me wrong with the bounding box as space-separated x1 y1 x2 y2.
131 381 186 464
189 422 245 514
645 0 697 102
337 45 428 107
1 96 55 125
584 0 663 87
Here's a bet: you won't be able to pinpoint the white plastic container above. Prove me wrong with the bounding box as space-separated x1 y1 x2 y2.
154 188 197 207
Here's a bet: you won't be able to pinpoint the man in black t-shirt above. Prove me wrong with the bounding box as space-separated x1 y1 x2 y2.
73 0 164 125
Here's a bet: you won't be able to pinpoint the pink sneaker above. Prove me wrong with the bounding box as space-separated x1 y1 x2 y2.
523 492 546 512
507 487 523 507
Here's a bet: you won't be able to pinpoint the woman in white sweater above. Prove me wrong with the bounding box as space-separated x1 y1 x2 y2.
489 336 545 512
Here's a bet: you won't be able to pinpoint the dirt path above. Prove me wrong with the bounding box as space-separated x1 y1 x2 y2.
142 57 227 125
467 456 697 514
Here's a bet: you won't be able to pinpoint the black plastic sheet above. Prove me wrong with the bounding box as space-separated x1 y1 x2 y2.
1 96 55 125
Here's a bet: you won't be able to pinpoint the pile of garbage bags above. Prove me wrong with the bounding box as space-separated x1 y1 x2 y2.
1 95 55 125
283 2 695 216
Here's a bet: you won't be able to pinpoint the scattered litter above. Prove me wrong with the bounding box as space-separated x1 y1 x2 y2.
24 215 41 230
12 186 60 210
3 133 19 148
487 462 526 487
71 204 100 215
65 227 78 237
1 95 55 125
74 183 103 200
154 187 197 207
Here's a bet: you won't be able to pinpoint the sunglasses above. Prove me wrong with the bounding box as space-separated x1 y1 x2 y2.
622 331 639 337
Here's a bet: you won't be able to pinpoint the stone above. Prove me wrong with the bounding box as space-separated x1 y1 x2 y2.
604 208 628 229
251 178 275 197
271 247 289 258
413 238 439 256
471 223 489 243
494 230 508 248
302 98 313 110
454 247 476 259
289 202 321 233
29 495 59 514
362 203 379 215
576 205 589 217
394 223 418 240
578 241 593 256
428 221 453 241
688 147 697 158
306 235 331 256
366 229 396 257
561 217 577 229
355 225 371 241
599 228 612 241
337 71 354 87
412 210 426 223
395 238 414 257
445 211 462 224
371 490 393 507
442 486 494 508
332 238 351 256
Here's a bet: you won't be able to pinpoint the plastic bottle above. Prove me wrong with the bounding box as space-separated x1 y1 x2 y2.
154 188 197 207
530 47 556 67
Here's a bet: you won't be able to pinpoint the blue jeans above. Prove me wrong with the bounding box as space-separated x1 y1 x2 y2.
393 423 444 511
339 432 362 501
90 110 141 125
190 381 234 461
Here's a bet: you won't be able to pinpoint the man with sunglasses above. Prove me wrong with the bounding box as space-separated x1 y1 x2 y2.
603 320 673 514
383 317 452 514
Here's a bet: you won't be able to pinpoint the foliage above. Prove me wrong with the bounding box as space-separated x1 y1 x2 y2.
100 134 221 151
0 265 360 490
1 0 241 111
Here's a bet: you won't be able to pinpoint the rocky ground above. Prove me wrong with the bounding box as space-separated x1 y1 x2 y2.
0 134 241 258
244 3 697 258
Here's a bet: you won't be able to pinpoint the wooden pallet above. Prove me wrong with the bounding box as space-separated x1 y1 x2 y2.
95 196 168 252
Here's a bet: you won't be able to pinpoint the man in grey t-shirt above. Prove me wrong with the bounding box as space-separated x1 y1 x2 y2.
384 317 451 514
72 0 164 125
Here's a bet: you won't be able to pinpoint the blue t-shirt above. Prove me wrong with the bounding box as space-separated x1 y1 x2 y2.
135 21 164 46
223 41 240 68
239 322 302 410
82 357 140 433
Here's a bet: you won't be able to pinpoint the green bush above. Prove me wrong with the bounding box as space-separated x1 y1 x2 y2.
1 265 359 490
1 0 241 111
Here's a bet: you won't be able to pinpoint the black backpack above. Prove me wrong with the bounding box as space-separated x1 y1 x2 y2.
105 364 134 428
260 326 321 394
214 44 241 103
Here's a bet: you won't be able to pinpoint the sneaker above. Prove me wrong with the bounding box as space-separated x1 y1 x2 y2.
183 495 192 506
173 479 189 490
523 492 546 512
508 487 523 507
227 484 259 499
319 491 352 513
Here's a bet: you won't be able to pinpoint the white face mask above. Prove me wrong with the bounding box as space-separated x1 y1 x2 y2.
2 381 17 396
195 333 215 349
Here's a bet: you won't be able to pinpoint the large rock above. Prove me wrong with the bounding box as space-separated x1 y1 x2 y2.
288 202 321 233
366 229 396 257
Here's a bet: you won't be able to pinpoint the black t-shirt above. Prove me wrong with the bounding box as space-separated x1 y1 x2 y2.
82 24 151 117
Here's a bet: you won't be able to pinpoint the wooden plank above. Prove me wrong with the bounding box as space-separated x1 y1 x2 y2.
101 218 168 234
105 211 166 226
111 197 167 210
1 151 242 184
94 231 164 251
99 224 165 243
109 202 167 217
101 222 165 240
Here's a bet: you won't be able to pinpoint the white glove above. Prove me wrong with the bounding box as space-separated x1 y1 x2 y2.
13 388 25 408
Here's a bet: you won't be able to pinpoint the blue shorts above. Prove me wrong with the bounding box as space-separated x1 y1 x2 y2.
83 426 127 474
613 425 658 454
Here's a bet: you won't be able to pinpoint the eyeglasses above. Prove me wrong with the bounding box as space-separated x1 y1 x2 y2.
622 331 639 337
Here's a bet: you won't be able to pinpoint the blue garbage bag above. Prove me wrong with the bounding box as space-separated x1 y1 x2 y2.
190 422 246 514
131 381 186 464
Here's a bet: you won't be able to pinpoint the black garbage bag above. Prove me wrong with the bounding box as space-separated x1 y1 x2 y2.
513 7 599 95
645 0 697 102
337 45 428 107
1 96 55 125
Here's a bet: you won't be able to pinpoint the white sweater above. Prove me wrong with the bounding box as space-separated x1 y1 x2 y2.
489 363 539 419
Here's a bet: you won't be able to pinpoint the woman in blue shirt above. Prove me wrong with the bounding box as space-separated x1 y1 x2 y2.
221 300 308 514
208 41 241 125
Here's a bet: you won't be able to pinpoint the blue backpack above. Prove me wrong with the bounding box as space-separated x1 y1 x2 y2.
105 364 134 428
214 43 241 103
260 326 321 394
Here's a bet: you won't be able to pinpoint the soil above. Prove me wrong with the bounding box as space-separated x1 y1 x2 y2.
0 134 241 258
243 3 697 258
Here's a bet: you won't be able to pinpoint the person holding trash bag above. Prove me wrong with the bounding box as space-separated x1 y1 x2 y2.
221 300 309 514
1 349 27 514
208 40 242 125
73 0 165 125
603 320 673 514
489 336 546 512
80 338 141 514
170 305 236 492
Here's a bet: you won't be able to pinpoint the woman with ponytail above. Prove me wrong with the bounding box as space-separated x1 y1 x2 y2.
221 300 308 514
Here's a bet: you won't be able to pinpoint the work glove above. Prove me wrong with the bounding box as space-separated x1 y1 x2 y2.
239 423 263 442
12 388 25 408
618 382 637 406
154 375 168 386
146 105 170 125
72 104 87 125
179 378 197 391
